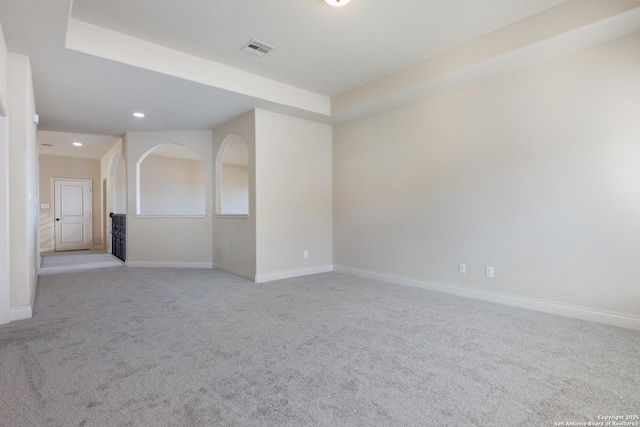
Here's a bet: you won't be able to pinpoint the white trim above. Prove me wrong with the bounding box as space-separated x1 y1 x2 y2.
10 306 33 321
334 265 640 331
255 264 334 283
125 261 213 269
213 263 255 281
91 245 103 251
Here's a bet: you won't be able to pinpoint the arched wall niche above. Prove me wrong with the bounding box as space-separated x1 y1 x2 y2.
105 151 127 253
136 143 206 216
215 134 249 216
109 152 126 215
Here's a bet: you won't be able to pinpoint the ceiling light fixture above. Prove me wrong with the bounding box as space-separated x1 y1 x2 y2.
324 0 351 6
133 112 145 118
73 142 83 147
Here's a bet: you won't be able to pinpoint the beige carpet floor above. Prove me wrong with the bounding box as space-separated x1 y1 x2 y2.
1 267 639 426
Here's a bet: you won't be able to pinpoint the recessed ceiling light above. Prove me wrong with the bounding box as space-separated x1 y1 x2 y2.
324 0 351 6
133 112 145 118
73 142 83 147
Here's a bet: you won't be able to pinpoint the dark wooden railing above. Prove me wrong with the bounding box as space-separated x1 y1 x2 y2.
110 213 126 262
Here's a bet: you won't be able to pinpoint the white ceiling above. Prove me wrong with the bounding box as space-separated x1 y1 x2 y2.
69 0 565 96
1 0 639 158
39 131 121 160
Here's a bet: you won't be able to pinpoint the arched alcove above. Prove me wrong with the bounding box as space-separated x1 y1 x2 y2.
106 152 127 253
109 153 126 214
216 135 249 215
137 144 206 216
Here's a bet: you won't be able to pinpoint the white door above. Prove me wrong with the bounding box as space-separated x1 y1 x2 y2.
54 179 92 251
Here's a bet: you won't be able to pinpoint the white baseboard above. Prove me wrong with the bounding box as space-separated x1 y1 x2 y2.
10 305 33 321
255 264 333 283
334 265 640 331
213 263 255 281
126 261 213 269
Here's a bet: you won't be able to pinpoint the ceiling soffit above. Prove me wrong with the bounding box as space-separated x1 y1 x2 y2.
65 0 640 127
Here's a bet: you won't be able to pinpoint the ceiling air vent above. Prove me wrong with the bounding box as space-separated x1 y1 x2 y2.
241 39 276 57
41 143 54 147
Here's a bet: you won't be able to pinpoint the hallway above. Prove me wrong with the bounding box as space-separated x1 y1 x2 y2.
40 250 123 274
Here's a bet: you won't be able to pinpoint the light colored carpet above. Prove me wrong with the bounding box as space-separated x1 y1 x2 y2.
0 267 638 426
40 251 123 274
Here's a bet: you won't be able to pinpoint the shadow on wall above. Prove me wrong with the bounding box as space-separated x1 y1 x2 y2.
39 210 54 252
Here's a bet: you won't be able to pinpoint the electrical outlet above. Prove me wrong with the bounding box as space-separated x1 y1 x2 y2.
459 264 466 274
486 266 494 278
303 251 309 259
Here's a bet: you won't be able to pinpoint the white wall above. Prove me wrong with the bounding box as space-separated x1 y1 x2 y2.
100 138 125 252
0 22 7 113
7 52 38 320
0 118 7 323
139 155 205 215
0 116 9 325
113 157 126 214
212 112 256 279
126 131 213 267
333 32 640 321
220 164 249 214
255 109 332 282
101 139 126 216
0 22 10 324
